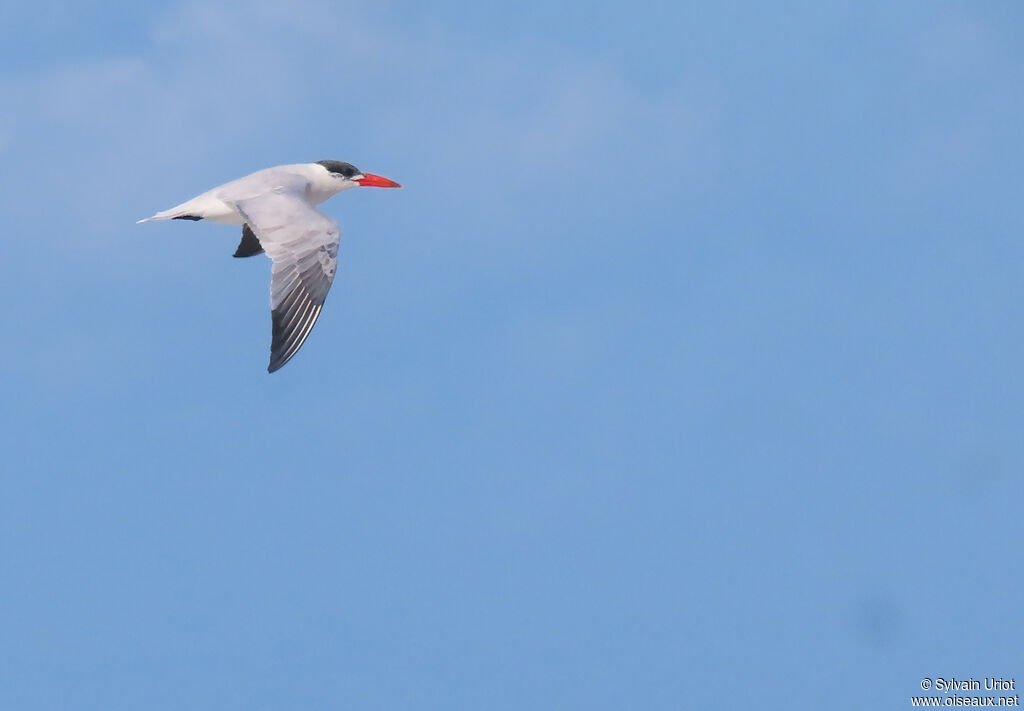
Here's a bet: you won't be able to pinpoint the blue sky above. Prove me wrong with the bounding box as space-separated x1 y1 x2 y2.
1 1 1022 708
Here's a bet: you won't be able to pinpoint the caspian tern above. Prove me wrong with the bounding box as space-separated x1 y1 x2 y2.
138 160 401 373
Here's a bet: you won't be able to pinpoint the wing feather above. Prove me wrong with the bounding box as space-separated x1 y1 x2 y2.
231 177 341 373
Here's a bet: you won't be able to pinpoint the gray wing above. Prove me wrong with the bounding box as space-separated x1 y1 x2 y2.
231 181 340 373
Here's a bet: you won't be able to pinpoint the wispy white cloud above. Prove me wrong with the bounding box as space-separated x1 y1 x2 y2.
0 0 708 238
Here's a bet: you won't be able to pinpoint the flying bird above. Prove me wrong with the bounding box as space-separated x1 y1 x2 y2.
138 160 401 372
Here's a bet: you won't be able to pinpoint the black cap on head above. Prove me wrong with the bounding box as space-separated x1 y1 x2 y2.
316 160 361 178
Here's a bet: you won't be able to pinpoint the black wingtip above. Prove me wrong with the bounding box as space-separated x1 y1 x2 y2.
172 215 204 221
267 294 323 374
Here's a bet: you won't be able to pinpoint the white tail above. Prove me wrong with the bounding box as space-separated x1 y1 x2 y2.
136 208 185 224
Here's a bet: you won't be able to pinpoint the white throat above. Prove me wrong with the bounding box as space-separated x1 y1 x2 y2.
306 165 357 205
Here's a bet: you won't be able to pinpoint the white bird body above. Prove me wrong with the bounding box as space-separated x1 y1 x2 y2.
138 163 353 224
138 160 401 372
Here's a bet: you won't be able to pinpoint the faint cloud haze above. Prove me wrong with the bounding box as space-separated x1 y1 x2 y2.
0 0 709 232
852 596 902 649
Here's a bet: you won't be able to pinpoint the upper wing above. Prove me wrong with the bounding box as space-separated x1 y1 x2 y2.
230 178 340 373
